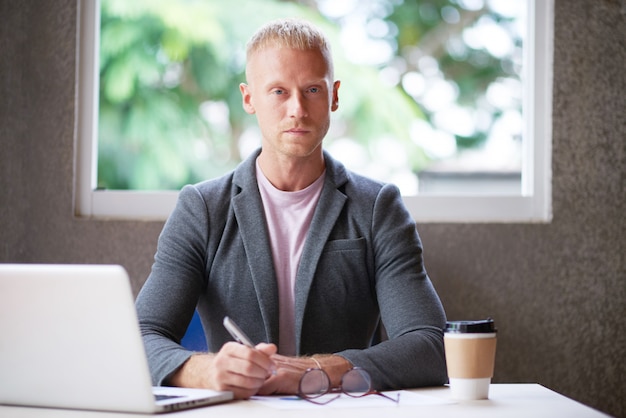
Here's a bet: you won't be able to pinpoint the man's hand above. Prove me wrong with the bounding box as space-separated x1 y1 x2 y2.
169 342 277 399
258 354 353 395
256 354 312 395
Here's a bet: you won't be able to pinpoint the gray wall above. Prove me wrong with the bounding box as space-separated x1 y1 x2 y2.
1 1 624 416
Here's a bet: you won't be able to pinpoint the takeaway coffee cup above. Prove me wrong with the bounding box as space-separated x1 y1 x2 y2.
444 319 497 400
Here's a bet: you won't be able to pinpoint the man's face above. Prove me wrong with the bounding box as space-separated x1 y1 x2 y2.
240 46 340 160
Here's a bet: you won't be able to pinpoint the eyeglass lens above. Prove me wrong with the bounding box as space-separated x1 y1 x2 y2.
299 368 331 398
341 368 371 397
299 367 373 398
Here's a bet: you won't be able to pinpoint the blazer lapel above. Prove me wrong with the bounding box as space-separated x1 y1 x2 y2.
232 153 279 344
293 153 348 354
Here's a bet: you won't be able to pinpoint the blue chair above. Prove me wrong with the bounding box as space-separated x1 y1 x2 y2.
181 310 208 351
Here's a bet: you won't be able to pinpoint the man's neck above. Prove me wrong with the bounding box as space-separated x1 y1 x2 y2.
257 150 325 192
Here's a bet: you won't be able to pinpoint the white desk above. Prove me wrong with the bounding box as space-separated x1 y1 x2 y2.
0 384 610 418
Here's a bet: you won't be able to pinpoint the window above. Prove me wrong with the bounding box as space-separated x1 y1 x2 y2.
76 0 553 222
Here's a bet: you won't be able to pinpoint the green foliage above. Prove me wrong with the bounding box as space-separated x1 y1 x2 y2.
98 0 521 190
98 0 432 190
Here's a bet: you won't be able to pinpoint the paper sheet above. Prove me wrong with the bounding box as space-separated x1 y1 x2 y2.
250 390 453 410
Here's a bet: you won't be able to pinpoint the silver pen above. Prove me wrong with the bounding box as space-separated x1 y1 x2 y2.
223 316 255 347
223 316 277 375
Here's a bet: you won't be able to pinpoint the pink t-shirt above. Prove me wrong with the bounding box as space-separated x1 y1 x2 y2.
256 159 325 355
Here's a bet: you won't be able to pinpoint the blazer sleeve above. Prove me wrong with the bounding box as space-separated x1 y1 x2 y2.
135 185 210 386
336 183 448 389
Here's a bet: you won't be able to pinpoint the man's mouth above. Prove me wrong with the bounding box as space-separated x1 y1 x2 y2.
285 128 310 134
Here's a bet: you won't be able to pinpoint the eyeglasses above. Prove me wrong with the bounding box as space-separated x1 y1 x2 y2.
298 367 400 405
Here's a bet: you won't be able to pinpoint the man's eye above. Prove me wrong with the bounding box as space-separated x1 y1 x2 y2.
309 87 320 93
273 89 284 95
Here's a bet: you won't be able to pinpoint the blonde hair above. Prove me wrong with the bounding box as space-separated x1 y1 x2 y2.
246 18 334 77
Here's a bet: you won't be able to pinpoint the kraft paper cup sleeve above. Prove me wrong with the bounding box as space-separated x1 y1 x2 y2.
443 335 497 379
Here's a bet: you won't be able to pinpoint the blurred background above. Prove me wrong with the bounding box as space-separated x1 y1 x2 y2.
97 0 525 195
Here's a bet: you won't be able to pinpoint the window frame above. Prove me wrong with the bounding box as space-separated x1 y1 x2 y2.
75 0 553 222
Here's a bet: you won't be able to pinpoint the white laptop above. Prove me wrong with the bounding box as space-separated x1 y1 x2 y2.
0 264 233 413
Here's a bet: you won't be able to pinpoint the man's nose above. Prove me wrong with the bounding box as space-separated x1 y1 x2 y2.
288 92 307 118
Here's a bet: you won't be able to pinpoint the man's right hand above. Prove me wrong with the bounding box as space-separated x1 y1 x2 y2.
168 342 277 399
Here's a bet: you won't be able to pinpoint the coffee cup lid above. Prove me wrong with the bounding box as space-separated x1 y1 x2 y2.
445 318 496 333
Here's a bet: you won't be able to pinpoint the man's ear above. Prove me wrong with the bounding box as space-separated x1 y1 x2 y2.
331 80 340 112
240 83 255 114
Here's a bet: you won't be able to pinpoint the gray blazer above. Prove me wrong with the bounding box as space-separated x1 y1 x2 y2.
136 149 447 390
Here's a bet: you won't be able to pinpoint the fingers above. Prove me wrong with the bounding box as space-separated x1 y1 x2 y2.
255 342 278 356
255 342 278 375
210 342 277 399
257 355 306 395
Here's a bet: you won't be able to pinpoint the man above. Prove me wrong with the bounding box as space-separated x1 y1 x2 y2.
136 18 447 399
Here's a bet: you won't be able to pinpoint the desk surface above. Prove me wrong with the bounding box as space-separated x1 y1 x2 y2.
0 384 609 418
